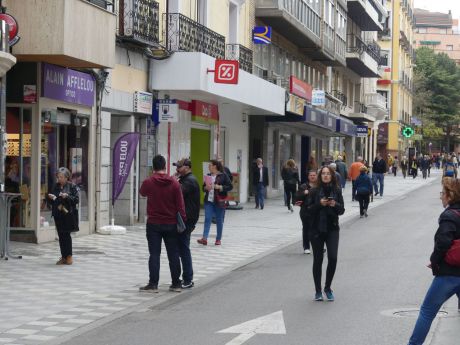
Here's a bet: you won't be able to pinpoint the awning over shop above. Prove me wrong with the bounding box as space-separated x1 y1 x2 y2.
336 117 357 136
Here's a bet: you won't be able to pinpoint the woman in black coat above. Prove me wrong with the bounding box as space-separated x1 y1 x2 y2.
295 170 318 254
408 178 460 345
281 159 300 213
306 166 345 302
48 167 79 265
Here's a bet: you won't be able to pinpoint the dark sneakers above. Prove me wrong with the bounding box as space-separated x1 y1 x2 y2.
139 284 159 293
324 289 335 301
314 292 323 301
182 281 194 289
169 284 182 293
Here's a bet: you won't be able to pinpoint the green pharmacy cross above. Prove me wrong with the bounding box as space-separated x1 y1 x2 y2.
402 126 414 138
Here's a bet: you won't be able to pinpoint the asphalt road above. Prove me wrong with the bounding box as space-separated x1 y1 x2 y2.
61 179 460 345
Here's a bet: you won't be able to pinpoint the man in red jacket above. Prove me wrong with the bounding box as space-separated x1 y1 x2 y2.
139 155 186 293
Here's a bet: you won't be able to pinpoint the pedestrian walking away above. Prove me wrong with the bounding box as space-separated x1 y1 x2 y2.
139 154 186 293
282 159 300 213
408 178 460 345
401 156 409 179
392 156 399 177
197 159 233 246
295 170 318 254
335 156 348 189
443 156 457 179
48 167 80 266
372 153 387 197
306 166 345 302
421 155 431 180
252 158 269 210
174 158 201 289
355 166 372 218
410 156 419 179
348 156 364 202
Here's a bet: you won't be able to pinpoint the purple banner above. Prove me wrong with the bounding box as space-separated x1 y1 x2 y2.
42 63 95 107
112 133 141 205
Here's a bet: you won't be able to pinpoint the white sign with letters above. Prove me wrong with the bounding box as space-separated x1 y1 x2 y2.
159 103 179 123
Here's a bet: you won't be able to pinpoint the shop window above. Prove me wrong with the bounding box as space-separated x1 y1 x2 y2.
40 109 89 228
5 107 32 228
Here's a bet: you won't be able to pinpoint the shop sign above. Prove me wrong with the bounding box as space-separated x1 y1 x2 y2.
158 102 179 123
0 13 20 46
214 60 239 84
191 100 219 125
23 85 37 103
286 94 305 116
252 26 272 44
42 63 95 107
289 76 312 101
356 125 368 137
133 91 153 114
377 123 388 144
312 89 326 106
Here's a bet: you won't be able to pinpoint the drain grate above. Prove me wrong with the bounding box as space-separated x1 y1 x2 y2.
382 308 456 319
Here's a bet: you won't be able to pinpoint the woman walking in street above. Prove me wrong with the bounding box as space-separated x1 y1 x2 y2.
197 160 232 246
282 159 300 213
48 167 79 265
306 166 345 301
355 166 373 218
295 170 318 254
401 156 409 179
407 178 460 345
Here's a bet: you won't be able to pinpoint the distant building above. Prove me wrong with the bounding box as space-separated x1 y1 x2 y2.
415 8 460 64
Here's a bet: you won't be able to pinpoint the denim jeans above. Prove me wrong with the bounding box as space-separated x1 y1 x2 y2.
203 202 224 241
408 276 460 345
146 223 181 286
178 228 194 283
255 182 266 208
372 173 384 196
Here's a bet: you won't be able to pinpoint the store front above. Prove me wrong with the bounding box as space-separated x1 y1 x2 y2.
6 62 96 243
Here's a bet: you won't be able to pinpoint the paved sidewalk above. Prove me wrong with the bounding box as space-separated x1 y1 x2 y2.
0 170 441 345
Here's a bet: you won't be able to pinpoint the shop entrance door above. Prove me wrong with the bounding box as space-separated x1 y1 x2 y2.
191 128 210 205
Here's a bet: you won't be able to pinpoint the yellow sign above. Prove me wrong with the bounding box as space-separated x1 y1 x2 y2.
287 94 305 116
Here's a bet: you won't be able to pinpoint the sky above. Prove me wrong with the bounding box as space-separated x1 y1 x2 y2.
415 0 460 19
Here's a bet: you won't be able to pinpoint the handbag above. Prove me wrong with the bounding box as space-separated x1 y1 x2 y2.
445 239 460 266
216 194 228 208
176 212 186 234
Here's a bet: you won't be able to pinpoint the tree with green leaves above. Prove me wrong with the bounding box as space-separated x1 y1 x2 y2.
414 47 460 152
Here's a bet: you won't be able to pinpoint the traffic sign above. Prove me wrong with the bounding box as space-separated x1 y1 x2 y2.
402 126 414 138
214 60 239 84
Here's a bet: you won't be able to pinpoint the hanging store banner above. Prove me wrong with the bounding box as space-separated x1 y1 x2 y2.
377 123 388 144
112 133 140 206
42 63 95 107
134 91 153 114
252 26 272 44
289 76 312 101
286 94 305 116
312 89 326 106
191 100 219 124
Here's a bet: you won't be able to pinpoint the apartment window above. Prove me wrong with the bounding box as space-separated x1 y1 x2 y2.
228 1 238 43
417 28 427 34
447 45 454 51
197 0 208 25
440 28 447 34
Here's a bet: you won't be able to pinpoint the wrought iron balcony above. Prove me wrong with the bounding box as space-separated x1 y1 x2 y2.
226 44 253 73
119 0 159 46
347 35 381 64
86 0 114 11
333 90 348 107
366 40 381 64
164 13 225 59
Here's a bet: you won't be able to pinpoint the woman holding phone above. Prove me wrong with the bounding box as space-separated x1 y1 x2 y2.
306 166 345 301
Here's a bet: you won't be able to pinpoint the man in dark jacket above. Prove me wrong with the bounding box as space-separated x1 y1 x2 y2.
372 154 387 197
174 158 200 289
335 156 348 189
139 155 186 293
252 158 269 209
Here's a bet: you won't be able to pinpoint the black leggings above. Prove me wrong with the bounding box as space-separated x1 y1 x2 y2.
311 231 339 293
301 217 310 250
57 231 72 258
356 194 370 216
284 184 297 209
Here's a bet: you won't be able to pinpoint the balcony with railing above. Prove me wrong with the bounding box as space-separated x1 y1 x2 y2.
118 0 159 46
226 44 253 73
365 92 388 120
255 0 321 51
333 90 348 107
347 0 383 31
163 13 226 59
346 35 381 77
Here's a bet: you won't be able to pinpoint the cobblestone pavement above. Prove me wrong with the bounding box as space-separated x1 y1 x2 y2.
0 170 440 345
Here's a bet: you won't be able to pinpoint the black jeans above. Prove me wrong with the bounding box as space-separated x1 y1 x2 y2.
146 223 181 287
57 231 72 258
178 224 195 283
311 231 339 293
301 216 310 250
284 184 297 209
356 193 370 216
351 180 357 201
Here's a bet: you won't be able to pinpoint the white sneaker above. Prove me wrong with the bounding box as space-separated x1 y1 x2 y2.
304 249 311 254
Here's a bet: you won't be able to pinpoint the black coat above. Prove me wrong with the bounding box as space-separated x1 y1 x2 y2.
430 204 460 277
296 183 314 221
203 172 233 204
252 166 269 187
178 172 200 229
372 159 387 174
281 167 299 186
50 182 79 232
306 184 345 239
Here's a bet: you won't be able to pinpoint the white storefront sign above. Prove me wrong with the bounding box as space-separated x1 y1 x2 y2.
159 103 179 123
133 91 153 114
312 90 326 106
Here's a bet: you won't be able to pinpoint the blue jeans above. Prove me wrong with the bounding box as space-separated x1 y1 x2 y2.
203 202 224 241
178 226 194 283
255 182 266 208
408 276 460 345
372 173 384 196
146 223 181 286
